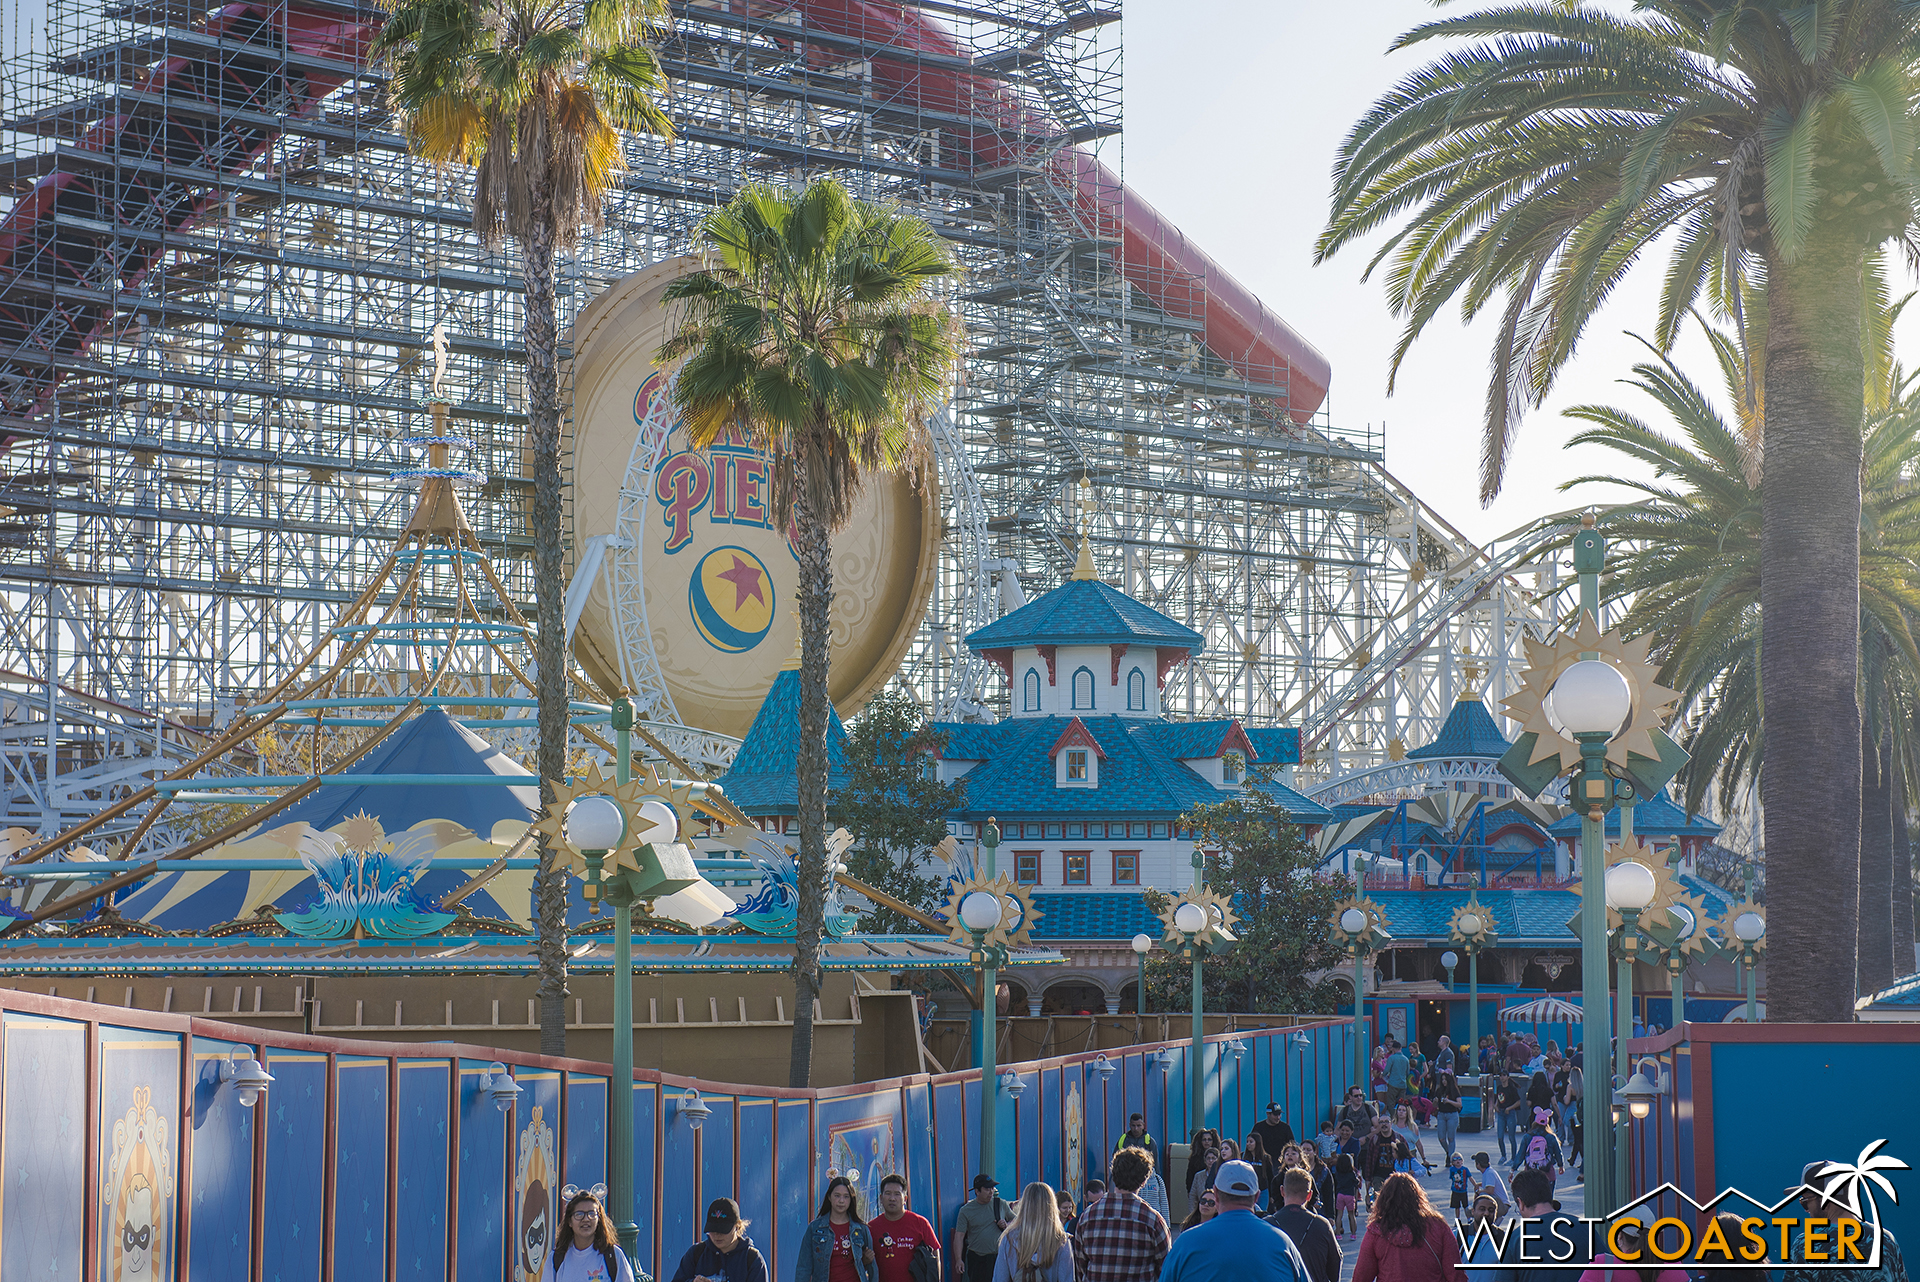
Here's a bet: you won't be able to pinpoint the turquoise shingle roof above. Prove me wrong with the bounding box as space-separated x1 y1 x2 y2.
931 715 1221 817
1405 697 1513 760
964 578 1204 653
1545 789 1722 838
1246 727 1302 766
712 669 850 815
1029 891 1163 940
1244 775 1336 824
1152 719 1241 760
1859 972 1920 1009
1368 888 1584 945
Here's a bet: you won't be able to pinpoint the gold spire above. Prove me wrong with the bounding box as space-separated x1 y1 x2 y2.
1070 474 1097 581
400 400 476 546
1458 643 1485 701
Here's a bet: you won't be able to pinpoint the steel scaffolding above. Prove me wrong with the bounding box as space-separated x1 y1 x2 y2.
0 0 1556 840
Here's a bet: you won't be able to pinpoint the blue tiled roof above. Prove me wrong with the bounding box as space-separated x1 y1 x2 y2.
1029 891 1164 940
1246 727 1302 766
711 669 850 815
964 579 1204 653
930 715 1222 818
1153 719 1239 760
1405 697 1513 760
1369 888 1583 944
1244 775 1336 824
1545 789 1722 838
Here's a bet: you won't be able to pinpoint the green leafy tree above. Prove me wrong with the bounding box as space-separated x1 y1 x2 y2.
372 0 673 1055
658 181 958 1085
1320 3 1920 1019
1142 791 1346 1014
835 687 963 933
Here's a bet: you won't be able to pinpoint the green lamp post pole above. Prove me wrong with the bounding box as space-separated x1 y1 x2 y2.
1731 909 1767 1023
1132 934 1152 1019
1570 522 1616 1217
959 847 1008 1187
1189 939 1205 1137
607 697 638 1255
1613 905 1641 1211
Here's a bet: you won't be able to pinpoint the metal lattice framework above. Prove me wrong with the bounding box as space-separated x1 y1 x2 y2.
0 0 1576 838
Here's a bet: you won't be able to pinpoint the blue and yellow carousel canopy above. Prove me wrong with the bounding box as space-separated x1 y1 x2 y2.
118 708 542 931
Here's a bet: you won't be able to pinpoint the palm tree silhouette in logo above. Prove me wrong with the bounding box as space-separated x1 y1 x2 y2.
1812 1140 1910 1224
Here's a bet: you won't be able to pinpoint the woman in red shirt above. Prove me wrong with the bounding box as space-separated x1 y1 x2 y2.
1351 1173 1466 1282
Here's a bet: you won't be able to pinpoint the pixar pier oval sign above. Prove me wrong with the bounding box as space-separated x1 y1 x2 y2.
566 257 940 742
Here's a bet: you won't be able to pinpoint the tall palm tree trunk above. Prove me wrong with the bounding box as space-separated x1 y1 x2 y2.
1861 724 1895 998
789 444 832 1087
525 167 572 1057
1761 232 1866 1022
1894 762 1914 979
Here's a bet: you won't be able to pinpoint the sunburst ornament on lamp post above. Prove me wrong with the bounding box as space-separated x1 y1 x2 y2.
534 696 707 1255
1329 895 1391 1092
1448 898 1498 1082
945 868 1041 1190
1163 886 1238 1134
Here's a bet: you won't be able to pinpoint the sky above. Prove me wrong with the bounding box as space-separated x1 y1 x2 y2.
1118 1 1844 547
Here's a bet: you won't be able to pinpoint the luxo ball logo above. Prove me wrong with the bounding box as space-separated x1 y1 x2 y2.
638 370 787 655
1459 1141 1910 1270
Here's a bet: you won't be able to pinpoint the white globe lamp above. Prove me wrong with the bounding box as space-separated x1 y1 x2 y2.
1605 861 1658 912
960 891 1003 933
1547 659 1633 736
1173 902 1206 935
565 794 626 851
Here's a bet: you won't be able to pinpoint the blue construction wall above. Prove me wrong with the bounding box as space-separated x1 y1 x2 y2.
0 989 1352 1281
1625 1024 1920 1249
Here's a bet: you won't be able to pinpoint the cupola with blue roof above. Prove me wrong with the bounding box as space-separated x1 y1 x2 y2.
965 527 1202 721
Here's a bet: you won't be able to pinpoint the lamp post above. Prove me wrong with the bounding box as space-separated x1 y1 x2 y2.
961 886 1010 1184
1332 898 1391 1098
1173 900 1208 1134
1731 909 1767 1023
1550 651 1633 1216
539 704 701 1257
1441 950 1458 989
1450 904 1496 1079
1131 933 1152 1019
1605 859 1657 1212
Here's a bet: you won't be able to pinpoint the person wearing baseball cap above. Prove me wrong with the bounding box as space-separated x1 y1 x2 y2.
1251 1103 1296 1160
667 1198 768 1282
951 1175 1007 1282
1159 1159 1310 1282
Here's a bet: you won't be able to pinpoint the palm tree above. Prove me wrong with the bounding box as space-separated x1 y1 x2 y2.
1319 3 1920 1019
657 180 957 1086
1560 313 1920 993
371 0 673 1053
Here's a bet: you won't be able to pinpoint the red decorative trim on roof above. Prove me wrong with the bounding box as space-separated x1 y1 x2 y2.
1220 721 1257 761
1049 716 1106 759
1155 647 1189 689
1038 645 1057 685
981 648 1013 681
1111 644 1128 685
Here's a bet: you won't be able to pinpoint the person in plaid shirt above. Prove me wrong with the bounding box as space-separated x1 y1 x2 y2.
1074 1148 1170 1282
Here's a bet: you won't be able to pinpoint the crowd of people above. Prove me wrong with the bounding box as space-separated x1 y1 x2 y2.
527 1059 1903 1282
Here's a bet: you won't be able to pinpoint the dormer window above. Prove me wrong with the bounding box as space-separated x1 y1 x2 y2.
1051 716 1103 789
1067 749 1088 780
1223 752 1243 785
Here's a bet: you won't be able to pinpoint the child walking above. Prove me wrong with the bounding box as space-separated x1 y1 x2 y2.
1333 1152 1361 1239
1446 1153 1472 1223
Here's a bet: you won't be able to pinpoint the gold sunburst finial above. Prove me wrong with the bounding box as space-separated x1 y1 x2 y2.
1448 897 1498 946
1601 840 1691 933
532 759 686 880
1500 612 1680 775
340 809 384 853
1329 895 1384 947
1158 886 1238 949
1459 644 1485 701
941 873 1040 950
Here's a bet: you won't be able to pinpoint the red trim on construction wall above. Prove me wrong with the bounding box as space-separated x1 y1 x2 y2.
1692 1038 1715 1203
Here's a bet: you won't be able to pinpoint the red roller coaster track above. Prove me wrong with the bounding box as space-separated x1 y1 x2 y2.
0 0 1330 422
